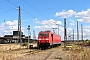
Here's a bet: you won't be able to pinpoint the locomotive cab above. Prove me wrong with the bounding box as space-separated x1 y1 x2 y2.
37 31 61 49
38 33 49 43
38 31 51 49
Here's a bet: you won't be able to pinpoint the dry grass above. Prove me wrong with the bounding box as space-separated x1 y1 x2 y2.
0 47 27 60
0 43 37 60
60 42 90 60
64 42 90 60
70 46 90 60
0 42 90 60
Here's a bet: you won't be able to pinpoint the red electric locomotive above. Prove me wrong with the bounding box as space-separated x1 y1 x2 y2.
37 30 61 49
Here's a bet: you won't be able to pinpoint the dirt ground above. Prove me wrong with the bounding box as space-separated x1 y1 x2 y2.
0 42 90 60
12 47 90 60
10 46 71 60
10 45 90 60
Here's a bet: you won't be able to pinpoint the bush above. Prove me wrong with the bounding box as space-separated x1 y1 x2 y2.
54 56 62 60
21 42 28 47
88 41 90 46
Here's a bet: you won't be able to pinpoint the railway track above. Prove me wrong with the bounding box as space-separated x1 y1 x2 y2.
30 49 42 54
9 46 61 60
43 50 53 60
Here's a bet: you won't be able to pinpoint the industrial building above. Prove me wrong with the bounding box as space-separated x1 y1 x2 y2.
0 31 32 44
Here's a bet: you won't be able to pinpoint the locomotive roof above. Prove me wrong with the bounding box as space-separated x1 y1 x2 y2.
39 31 61 36
40 30 51 32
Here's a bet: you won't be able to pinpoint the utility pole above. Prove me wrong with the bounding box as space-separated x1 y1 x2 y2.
58 24 59 35
17 6 22 45
81 24 83 41
64 18 67 48
77 21 79 42
27 25 30 49
73 30 74 42
52 28 57 33
33 30 36 40
53 22 59 35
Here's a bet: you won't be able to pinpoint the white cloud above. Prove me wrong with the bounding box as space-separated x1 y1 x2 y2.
33 18 41 24
0 20 24 36
34 19 62 30
84 26 90 36
83 29 90 40
41 19 62 25
77 18 90 23
74 9 90 35
67 28 73 34
69 20 75 26
74 25 90 40
55 9 76 18
34 18 90 40
70 23 75 26
75 9 90 23
75 9 90 17
74 8 90 40
84 26 90 29
33 9 90 40
34 19 64 40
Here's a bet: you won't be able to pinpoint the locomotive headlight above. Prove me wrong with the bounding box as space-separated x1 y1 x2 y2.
46 38 49 40
38 39 41 40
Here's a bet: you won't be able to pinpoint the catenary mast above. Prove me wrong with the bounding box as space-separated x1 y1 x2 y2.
17 6 22 44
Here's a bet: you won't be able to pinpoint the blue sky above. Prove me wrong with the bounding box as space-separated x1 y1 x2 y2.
0 0 90 40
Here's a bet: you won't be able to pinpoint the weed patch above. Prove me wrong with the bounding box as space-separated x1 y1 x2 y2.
54 56 62 60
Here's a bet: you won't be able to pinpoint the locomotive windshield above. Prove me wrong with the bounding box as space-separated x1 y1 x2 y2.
39 33 49 36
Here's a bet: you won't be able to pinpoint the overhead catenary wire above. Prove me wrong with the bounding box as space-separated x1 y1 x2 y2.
22 0 47 18
6 0 50 31
0 8 18 27
6 0 17 7
6 0 62 33
6 0 58 24
21 9 37 18
0 8 16 14
6 0 39 19
6 0 45 39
